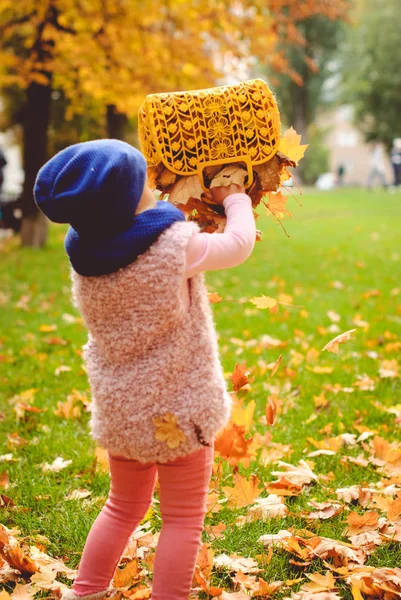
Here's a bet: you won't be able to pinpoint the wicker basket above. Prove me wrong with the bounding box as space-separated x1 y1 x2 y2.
138 79 281 189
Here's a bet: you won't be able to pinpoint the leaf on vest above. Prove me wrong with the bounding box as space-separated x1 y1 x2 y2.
153 412 187 449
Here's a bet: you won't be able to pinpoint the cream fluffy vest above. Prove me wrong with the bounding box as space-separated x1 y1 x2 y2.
71 221 232 463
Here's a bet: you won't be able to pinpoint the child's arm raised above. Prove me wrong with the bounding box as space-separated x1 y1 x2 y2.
185 184 256 278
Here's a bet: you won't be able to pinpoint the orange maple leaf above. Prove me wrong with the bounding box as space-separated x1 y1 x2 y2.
214 423 253 463
279 127 309 165
222 473 262 508
265 191 292 220
230 362 254 391
266 396 277 425
345 511 380 535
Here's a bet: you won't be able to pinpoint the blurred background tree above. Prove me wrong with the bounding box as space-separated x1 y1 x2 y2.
0 0 350 246
341 0 401 151
265 15 348 181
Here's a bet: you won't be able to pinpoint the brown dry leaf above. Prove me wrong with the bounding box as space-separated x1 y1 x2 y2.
230 362 254 391
204 521 226 539
279 127 309 165
41 457 72 473
11 583 36 600
214 423 253 464
345 511 380 536
321 329 356 354
301 571 336 592
379 359 400 378
266 396 277 425
1 546 38 575
193 566 224 597
218 592 253 600
157 167 177 189
65 488 92 501
265 477 304 497
210 165 248 188
312 537 366 565
252 577 283 596
236 494 288 525
388 497 401 521
290 592 341 600
128 587 152 599
346 567 401 599
0 471 9 490
222 473 262 508
213 553 261 574
168 175 203 205
271 460 318 487
254 155 282 191
268 354 283 379
307 501 344 520
195 542 215 580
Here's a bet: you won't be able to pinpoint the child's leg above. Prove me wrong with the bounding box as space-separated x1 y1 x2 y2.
151 444 214 600
73 456 157 596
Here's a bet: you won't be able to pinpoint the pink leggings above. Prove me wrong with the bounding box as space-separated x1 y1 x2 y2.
73 444 214 600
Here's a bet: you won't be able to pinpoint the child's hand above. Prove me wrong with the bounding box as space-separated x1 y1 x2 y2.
208 184 246 205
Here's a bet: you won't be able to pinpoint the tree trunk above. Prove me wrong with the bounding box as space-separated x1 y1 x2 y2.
106 104 128 140
21 80 52 247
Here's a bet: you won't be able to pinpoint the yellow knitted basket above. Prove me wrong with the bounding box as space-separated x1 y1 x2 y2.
138 79 281 189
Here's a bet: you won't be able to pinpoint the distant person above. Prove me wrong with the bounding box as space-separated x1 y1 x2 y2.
390 138 401 189
367 142 387 190
0 146 7 195
337 163 346 186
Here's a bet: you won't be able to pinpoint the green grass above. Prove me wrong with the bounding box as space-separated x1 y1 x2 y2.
1 187 401 596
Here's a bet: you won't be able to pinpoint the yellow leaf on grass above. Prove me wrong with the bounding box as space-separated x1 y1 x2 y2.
222 473 262 508
268 354 282 379
231 397 255 433
249 295 277 310
153 412 187 449
322 329 356 353
279 127 309 165
208 292 222 303
39 324 57 332
113 558 139 588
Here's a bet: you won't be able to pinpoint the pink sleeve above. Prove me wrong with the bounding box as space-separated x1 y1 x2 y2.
185 193 256 278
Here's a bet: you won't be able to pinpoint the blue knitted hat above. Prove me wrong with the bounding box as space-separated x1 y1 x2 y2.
34 139 185 276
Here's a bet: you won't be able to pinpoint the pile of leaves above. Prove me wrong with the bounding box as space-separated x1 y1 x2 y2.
2 325 401 599
148 128 308 234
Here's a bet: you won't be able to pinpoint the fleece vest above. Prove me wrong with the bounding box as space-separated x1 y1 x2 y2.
71 221 232 463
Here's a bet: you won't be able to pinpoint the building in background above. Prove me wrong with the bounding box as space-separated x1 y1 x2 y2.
318 105 393 186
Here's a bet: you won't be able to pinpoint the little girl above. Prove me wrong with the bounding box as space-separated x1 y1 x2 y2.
34 139 256 600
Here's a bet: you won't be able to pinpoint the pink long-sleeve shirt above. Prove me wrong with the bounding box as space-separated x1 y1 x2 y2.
181 193 256 309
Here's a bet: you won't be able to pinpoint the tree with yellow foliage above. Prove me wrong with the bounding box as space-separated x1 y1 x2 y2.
0 0 349 246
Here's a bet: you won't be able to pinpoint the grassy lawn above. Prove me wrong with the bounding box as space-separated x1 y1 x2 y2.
1 187 401 598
